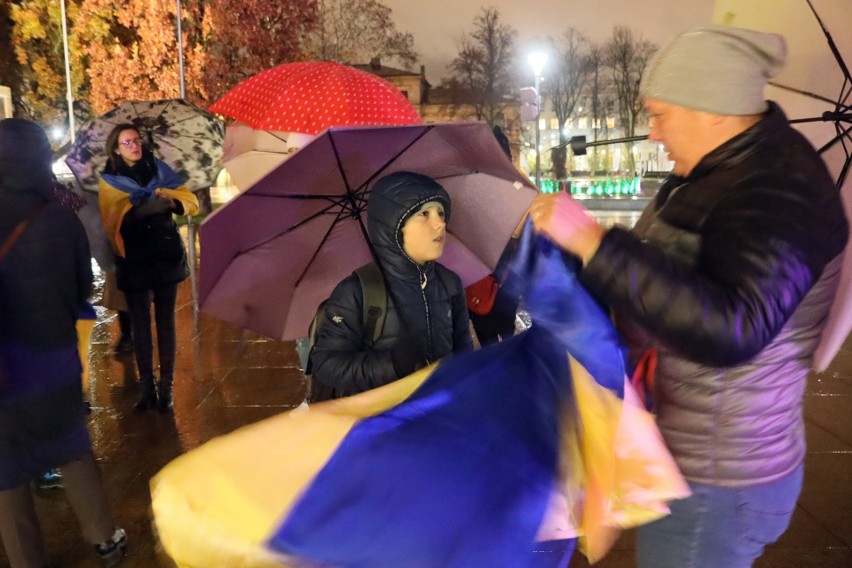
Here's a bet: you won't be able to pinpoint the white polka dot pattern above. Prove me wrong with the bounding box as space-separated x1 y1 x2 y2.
209 61 423 134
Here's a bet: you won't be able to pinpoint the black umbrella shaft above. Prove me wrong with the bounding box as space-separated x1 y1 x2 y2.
550 135 648 154
579 135 648 149
789 112 852 125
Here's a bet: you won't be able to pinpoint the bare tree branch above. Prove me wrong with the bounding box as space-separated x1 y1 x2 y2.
445 7 517 126
603 26 656 171
301 0 418 68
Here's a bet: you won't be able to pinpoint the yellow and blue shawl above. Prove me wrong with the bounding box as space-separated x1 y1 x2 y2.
98 160 198 257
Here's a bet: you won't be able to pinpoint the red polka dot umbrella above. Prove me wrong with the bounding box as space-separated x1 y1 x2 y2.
209 62 423 134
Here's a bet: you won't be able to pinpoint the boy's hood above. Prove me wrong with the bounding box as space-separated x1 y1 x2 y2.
366 172 451 275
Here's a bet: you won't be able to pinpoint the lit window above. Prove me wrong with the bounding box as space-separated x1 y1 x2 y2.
593 118 601 129
539 118 547 130
577 117 587 129
606 116 615 129
550 118 559 130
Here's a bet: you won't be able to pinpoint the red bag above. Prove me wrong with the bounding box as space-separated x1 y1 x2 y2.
630 348 658 412
465 275 499 316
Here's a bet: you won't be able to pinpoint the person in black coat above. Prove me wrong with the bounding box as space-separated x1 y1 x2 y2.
310 172 474 399
98 124 199 412
0 118 127 567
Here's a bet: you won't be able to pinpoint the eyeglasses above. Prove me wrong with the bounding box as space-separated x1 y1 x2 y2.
119 138 144 147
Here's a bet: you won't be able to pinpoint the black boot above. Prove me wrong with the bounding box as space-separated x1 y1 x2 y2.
133 375 158 412
113 311 133 353
158 375 174 412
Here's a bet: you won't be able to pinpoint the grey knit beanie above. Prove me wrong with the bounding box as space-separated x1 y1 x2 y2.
640 25 787 115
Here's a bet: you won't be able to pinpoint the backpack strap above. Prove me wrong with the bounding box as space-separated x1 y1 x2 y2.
354 262 387 347
0 204 48 264
434 264 462 309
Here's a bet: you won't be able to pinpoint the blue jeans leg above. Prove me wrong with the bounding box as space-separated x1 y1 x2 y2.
636 465 803 568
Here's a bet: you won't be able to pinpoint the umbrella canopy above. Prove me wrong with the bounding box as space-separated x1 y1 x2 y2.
66 99 225 193
200 122 536 341
208 61 423 135
222 124 317 192
713 0 851 369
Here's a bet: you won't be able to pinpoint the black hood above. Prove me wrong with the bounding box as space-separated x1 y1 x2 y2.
0 118 54 200
367 172 451 277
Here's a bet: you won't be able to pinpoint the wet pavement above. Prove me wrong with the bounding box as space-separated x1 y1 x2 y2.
2 259 851 567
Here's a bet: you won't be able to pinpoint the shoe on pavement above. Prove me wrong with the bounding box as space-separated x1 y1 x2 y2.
35 469 63 490
95 527 127 566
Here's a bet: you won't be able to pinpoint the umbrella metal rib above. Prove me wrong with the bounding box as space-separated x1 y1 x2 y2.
124 100 223 143
237 125 437 245
228 125 438 291
294 203 373 291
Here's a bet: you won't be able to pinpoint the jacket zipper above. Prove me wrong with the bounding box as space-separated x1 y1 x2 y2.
417 266 434 363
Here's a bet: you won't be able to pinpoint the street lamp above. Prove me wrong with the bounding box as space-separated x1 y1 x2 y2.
59 0 74 143
528 52 547 189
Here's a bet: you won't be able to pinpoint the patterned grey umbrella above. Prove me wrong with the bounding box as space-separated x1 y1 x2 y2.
65 99 224 193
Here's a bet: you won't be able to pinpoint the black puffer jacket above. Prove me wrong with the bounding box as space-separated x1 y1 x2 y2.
581 103 849 486
311 173 473 397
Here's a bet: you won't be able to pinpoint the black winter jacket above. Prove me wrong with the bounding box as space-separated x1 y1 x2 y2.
311 175 473 398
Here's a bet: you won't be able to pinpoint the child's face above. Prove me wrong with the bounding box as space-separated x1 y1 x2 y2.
401 204 447 265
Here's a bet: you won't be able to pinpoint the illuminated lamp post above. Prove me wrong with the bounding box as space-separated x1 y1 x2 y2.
528 52 547 189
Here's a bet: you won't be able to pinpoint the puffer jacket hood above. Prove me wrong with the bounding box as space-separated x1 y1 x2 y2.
311 171 472 398
367 171 451 274
0 119 54 200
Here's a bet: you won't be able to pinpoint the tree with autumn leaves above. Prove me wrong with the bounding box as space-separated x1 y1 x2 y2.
5 0 317 119
4 0 418 128
74 0 323 113
7 0 88 127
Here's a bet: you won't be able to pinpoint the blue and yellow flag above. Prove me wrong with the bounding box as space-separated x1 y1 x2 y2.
98 160 198 257
151 227 688 567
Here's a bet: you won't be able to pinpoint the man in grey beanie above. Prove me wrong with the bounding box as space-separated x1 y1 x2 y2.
528 26 848 567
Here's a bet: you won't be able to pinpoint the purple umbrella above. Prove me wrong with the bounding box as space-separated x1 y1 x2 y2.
199 122 536 340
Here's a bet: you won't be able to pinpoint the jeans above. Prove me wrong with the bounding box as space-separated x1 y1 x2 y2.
637 465 803 568
125 283 178 380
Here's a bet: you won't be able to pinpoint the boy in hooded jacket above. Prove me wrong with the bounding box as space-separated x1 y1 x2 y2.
310 172 473 399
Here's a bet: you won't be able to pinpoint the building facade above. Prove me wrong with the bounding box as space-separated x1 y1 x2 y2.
359 61 673 181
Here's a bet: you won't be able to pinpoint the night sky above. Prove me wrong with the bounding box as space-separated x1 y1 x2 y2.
383 0 716 84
